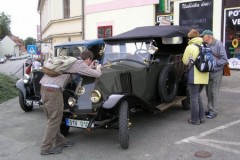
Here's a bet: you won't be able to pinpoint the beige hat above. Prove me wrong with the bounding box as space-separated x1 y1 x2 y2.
188 29 200 39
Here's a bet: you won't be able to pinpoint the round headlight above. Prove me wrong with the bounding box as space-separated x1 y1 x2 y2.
23 74 30 84
68 97 77 107
76 86 85 96
90 90 101 103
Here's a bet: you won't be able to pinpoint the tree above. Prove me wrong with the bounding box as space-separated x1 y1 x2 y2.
24 37 36 49
0 12 11 39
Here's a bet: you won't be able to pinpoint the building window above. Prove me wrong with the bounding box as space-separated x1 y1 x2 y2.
98 26 112 38
63 0 70 18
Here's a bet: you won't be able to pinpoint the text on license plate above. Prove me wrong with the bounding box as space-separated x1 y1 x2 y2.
66 118 94 128
25 100 40 106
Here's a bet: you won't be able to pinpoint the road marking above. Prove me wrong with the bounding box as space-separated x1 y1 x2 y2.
176 119 240 154
191 139 240 155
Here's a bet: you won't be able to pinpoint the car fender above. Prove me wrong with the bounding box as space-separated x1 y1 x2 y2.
16 79 26 98
103 94 125 109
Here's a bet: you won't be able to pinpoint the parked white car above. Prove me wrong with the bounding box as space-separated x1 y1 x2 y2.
0 56 7 64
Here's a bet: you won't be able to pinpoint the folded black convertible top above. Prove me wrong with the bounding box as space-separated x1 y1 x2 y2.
104 25 190 42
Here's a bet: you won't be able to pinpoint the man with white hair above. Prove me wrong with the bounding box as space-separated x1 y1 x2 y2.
200 30 228 119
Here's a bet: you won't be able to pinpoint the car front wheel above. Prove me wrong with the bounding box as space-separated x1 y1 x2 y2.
119 101 129 149
19 90 33 112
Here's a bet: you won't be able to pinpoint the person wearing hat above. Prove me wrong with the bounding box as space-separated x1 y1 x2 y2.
200 30 228 119
182 29 209 125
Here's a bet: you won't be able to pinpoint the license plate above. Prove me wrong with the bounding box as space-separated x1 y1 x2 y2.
66 118 94 128
25 100 40 106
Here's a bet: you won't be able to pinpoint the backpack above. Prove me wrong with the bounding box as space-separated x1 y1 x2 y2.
42 56 77 77
193 44 215 72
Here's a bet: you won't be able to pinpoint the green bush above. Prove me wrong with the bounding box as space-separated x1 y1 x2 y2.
0 73 18 104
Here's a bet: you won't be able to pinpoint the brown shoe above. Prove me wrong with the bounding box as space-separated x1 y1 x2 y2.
41 147 62 155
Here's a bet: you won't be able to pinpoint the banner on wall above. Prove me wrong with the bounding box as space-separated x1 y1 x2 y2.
179 0 213 33
224 7 240 69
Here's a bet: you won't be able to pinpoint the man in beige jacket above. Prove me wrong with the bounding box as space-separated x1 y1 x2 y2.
40 50 102 155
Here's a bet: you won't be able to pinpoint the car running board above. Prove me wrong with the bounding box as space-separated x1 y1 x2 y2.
155 96 186 112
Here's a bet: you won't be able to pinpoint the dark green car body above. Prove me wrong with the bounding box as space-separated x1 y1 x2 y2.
93 25 190 111
61 25 191 149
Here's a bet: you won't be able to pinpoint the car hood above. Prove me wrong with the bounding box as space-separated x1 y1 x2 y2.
95 61 147 99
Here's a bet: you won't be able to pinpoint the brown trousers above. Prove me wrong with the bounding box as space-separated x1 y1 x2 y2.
40 86 66 151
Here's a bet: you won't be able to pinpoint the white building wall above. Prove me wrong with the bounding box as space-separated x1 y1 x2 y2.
14 46 20 56
41 0 52 31
70 0 82 17
40 0 82 41
52 0 62 20
174 0 222 40
41 18 82 39
1 36 16 56
85 5 156 39
38 0 83 58
0 42 2 56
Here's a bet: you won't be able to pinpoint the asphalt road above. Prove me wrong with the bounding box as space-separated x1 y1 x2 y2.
0 55 38 79
0 61 240 160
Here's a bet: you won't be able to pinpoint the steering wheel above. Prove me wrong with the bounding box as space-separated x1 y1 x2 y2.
134 49 149 59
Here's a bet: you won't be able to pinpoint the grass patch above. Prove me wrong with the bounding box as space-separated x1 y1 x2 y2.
0 73 19 104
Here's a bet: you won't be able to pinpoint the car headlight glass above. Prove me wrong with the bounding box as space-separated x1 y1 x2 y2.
68 97 77 107
75 86 85 96
90 90 101 103
23 74 30 84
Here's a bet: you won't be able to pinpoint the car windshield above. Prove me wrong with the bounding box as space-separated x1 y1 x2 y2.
55 46 83 58
54 42 104 61
103 41 151 64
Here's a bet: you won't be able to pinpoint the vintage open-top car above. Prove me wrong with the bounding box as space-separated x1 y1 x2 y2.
16 26 190 149
59 25 190 149
15 39 104 112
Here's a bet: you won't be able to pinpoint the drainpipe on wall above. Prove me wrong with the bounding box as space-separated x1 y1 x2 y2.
37 9 43 60
82 0 85 40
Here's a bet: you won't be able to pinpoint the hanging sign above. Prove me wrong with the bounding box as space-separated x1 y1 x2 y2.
179 0 213 33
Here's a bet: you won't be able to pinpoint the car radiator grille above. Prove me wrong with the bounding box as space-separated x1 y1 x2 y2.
120 72 132 93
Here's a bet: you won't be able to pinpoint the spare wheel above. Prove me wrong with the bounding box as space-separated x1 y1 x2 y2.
158 65 178 102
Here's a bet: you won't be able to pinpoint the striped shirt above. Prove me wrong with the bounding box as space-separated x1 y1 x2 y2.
40 60 102 88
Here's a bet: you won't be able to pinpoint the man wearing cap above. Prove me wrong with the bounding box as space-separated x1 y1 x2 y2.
200 30 228 119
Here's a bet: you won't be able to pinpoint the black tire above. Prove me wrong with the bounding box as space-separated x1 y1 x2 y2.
119 101 129 149
158 65 178 102
19 90 33 112
60 117 70 137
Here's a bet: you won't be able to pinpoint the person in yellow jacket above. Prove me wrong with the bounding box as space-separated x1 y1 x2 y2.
182 29 209 125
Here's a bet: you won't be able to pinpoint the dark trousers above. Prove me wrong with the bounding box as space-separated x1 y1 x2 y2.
188 84 205 123
206 70 223 114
